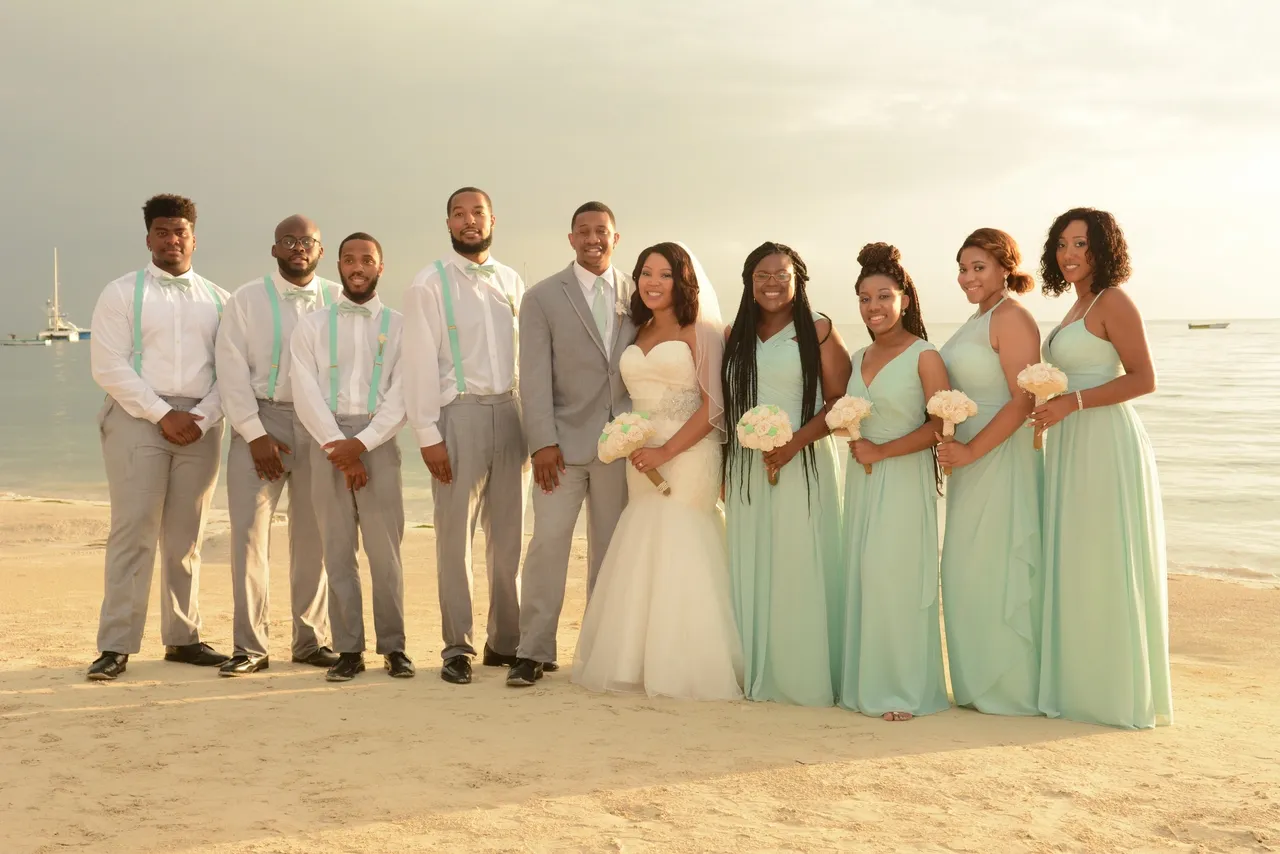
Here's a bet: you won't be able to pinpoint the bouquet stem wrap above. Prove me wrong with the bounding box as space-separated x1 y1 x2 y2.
736 404 794 487
1017 362 1068 451
826 395 874 475
598 412 670 496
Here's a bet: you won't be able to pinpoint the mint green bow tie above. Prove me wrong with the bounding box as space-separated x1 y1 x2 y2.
283 288 317 302
466 263 497 279
337 302 372 317
157 276 191 291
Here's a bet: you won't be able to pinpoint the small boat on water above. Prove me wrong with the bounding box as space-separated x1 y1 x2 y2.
37 248 91 342
3 336 52 347
1188 322 1230 330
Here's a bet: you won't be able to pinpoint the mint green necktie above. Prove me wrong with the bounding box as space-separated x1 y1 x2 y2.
157 276 191 291
591 277 609 340
283 287 317 303
466 263 497 280
337 302 372 317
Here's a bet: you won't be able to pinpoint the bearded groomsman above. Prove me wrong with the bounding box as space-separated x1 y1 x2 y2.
87 194 231 680
403 187 528 686
290 232 413 682
214 216 342 675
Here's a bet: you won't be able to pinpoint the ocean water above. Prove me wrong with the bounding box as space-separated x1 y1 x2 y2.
1 320 1276 584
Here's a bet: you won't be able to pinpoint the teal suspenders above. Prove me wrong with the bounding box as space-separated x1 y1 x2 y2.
265 276 330 400
131 269 223 376
434 260 468 395
264 275 283 399
327 303 392 415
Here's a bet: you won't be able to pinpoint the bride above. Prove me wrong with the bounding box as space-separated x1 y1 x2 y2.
571 242 744 700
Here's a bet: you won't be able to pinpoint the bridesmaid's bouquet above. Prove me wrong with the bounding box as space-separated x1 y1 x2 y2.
926 390 978 477
1016 362 1068 450
736 404 794 486
826 395 875 475
599 412 670 496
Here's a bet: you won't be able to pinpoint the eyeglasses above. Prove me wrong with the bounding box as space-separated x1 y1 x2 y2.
277 236 320 250
752 271 793 285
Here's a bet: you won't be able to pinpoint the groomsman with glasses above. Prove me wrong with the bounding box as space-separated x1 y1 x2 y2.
214 216 342 676
290 232 413 682
87 194 232 680
403 187 528 685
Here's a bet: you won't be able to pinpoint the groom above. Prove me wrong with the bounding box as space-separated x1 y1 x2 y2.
508 201 636 687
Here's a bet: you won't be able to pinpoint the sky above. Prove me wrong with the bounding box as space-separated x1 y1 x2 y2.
3 0 1278 332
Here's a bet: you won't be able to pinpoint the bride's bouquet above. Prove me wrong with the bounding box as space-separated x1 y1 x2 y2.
926 390 978 477
825 395 875 475
736 404 794 486
1016 362 1068 450
599 412 670 496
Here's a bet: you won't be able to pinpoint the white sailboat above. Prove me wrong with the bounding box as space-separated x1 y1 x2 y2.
38 248 90 342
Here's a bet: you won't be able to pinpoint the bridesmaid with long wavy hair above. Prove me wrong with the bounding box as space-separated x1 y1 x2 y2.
722 241 851 706
937 228 1044 716
838 242 951 721
1032 208 1172 730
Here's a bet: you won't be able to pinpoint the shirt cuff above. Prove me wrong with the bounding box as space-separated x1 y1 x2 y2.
235 416 267 443
353 427 382 452
415 424 443 447
144 397 173 424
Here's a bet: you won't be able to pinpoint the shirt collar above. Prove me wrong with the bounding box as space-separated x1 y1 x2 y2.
574 262 615 292
147 262 195 281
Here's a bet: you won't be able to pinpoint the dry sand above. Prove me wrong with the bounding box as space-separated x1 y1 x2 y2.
0 495 1277 853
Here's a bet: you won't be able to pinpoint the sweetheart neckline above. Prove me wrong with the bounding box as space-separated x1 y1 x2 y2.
625 340 693 359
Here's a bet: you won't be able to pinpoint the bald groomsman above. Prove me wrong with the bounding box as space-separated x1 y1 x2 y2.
87 194 231 680
214 216 342 675
404 187 528 685
290 232 413 682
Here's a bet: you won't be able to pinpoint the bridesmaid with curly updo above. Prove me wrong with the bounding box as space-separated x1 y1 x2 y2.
1033 208 1172 730
838 243 951 722
937 228 1044 716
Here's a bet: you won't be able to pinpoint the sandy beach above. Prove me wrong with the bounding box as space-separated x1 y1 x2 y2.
1 495 1276 853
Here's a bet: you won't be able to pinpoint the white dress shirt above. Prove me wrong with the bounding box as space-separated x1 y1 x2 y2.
402 250 524 447
289 293 406 452
216 274 342 442
90 262 229 430
574 262 618 346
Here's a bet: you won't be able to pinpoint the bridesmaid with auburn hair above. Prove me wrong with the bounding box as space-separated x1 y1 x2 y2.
838 242 951 722
937 228 1044 716
1033 208 1172 730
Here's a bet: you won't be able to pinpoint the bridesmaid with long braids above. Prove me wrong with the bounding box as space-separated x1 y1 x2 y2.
1033 208 1172 730
937 228 1044 716
722 241 851 706
838 243 950 721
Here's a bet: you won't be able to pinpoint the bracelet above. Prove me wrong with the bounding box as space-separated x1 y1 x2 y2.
1075 391 1084 411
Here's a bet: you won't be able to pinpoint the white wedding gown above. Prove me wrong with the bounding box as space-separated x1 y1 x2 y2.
571 341 744 700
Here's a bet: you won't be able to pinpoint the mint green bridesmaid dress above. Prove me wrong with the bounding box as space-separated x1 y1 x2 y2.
725 318 844 706
838 338 949 718
1039 293 1173 729
938 299 1043 716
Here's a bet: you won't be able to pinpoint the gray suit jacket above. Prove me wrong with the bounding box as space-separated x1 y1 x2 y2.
519 263 637 466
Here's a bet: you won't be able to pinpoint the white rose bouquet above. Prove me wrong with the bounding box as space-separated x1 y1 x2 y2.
599 412 670 495
1016 362 1068 449
825 395 875 475
926 390 978 477
736 404 794 485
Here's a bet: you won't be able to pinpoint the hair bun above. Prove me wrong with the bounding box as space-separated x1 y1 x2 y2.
1006 270 1035 295
857 242 901 267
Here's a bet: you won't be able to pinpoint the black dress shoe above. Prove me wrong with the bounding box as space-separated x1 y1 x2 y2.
292 646 341 668
326 653 365 682
384 651 416 678
219 654 269 676
543 661 560 672
164 642 230 666
441 654 472 684
481 644 518 668
87 652 128 681
506 658 543 687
